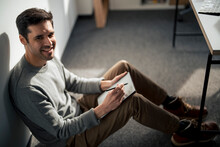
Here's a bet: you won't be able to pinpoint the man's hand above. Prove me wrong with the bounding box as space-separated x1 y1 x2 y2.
94 83 125 119
100 71 127 91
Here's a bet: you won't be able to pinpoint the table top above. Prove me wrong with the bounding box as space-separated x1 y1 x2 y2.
190 0 220 55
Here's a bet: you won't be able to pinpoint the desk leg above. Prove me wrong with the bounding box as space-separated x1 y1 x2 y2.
197 53 212 131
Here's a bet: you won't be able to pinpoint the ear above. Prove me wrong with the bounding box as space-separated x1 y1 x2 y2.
19 34 28 45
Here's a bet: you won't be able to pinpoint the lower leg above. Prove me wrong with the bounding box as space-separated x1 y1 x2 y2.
74 93 217 147
131 93 179 134
73 93 180 147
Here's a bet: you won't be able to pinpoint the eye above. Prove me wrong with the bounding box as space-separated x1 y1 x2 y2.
35 35 44 40
48 32 54 38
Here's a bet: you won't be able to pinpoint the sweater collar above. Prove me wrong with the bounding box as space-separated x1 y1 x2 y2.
21 55 48 73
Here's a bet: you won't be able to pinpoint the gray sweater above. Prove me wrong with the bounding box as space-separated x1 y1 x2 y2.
9 56 103 146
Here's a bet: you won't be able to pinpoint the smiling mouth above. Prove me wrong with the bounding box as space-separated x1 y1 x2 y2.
41 45 55 52
42 48 53 52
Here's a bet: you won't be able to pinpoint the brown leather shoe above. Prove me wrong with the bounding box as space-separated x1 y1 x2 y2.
164 97 208 120
171 119 219 146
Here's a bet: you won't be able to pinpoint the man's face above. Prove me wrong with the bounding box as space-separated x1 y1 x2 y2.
23 20 56 66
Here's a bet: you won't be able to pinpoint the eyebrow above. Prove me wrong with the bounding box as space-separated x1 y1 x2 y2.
49 32 55 35
34 31 54 39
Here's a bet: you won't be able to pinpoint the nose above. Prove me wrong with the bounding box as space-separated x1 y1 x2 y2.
44 37 53 46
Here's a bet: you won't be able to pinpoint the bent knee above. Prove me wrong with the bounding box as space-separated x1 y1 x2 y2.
117 60 128 66
118 60 128 64
116 60 130 70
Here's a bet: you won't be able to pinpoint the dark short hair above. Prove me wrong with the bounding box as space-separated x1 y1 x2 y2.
16 8 53 42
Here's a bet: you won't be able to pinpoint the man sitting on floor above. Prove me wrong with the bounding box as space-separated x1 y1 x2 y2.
9 8 219 147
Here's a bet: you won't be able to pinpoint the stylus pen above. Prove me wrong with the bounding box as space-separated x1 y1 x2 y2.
105 83 128 92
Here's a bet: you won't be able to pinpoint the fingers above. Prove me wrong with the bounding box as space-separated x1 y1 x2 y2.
116 72 127 80
119 71 127 77
112 84 125 102
119 91 125 103
112 72 128 84
113 83 124 93
104 83 125 111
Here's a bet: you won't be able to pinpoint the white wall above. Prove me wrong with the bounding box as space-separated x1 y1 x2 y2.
0 0 78 146
76 0 93 15
109 0 174 10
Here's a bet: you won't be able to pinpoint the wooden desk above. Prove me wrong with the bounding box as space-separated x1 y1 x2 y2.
190 0 220 133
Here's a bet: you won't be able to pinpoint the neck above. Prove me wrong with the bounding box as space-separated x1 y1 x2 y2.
25 54 46 67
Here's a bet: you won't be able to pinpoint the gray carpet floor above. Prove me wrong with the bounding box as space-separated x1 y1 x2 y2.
61 10 220 147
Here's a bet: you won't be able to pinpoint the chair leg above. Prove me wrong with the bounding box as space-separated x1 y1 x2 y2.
172 0 179 47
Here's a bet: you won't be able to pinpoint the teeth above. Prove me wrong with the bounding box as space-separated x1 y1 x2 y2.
43 48 53 52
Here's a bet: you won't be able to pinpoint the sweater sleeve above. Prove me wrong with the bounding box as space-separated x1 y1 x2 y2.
63 66 103 94
53 57 103 94
16 86 100 140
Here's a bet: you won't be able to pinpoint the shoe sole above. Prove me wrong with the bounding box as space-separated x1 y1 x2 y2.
171 136 215 146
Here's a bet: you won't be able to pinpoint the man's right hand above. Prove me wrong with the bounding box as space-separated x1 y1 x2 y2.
94 83 125 119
